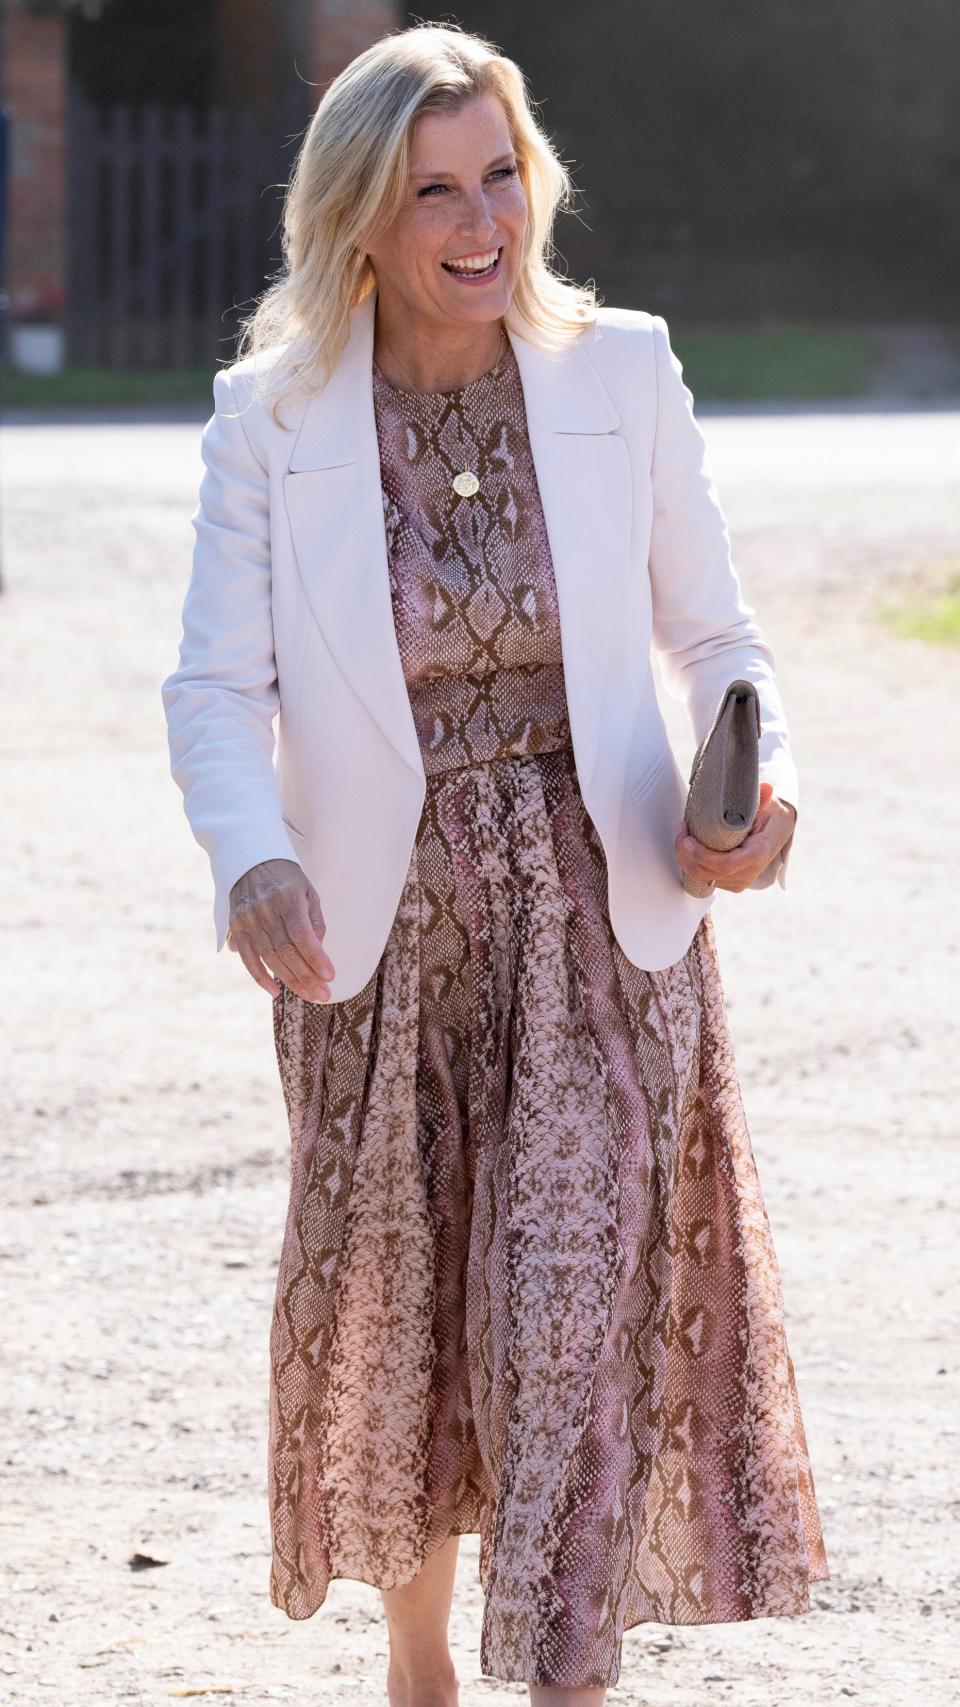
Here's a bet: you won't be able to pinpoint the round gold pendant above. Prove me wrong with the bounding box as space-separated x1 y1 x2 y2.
452 469 480 497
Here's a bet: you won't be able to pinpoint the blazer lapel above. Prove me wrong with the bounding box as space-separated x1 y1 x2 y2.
283 290 424 778
282 286 630 794
508 317 630 794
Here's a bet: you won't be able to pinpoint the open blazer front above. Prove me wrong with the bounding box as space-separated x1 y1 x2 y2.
162 287 799 1002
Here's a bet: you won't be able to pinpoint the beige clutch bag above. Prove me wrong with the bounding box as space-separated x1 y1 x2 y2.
680 679 762 897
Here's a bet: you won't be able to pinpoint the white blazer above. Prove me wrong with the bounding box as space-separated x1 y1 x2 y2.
162 287 799 1003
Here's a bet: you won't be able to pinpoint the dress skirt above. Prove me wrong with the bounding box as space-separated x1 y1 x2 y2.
265 337 829 1689
268 748 829 1689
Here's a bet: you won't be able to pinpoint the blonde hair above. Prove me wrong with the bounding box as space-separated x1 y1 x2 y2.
234 19 600 423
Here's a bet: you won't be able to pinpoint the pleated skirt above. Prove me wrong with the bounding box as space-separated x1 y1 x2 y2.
267 744 829 1689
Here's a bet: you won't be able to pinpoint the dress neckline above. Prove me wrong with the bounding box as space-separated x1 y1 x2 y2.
372 338 513 404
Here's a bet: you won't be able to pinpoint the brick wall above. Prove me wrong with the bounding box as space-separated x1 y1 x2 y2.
307 0 401 97
0 0 403 365
1 6 68 322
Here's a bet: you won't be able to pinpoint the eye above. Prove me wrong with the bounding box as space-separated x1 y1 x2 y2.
417 164 518 198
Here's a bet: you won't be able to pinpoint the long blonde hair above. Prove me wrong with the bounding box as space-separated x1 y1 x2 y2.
234 19 600 423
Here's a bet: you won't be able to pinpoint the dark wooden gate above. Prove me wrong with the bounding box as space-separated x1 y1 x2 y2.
66 93 300 370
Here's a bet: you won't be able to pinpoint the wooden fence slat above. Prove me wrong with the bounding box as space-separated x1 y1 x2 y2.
140 104 164 368
170 105 194 370
206 105 228 364
108 103 131 367
65 88 95 365
66 95 291 372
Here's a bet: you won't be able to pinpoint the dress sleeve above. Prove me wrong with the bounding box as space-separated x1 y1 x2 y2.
161 366 299 949
646 314 798 890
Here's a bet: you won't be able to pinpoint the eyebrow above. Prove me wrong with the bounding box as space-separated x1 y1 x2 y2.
410 151 516 180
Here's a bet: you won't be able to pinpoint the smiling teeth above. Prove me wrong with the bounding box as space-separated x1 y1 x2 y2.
444 248 499 273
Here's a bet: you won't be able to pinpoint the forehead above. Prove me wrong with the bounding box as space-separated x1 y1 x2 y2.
408 94 513 173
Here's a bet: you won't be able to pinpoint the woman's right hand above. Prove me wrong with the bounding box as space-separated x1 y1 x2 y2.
226 859 335 1002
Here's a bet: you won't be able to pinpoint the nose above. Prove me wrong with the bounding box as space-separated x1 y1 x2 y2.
456 184 499 244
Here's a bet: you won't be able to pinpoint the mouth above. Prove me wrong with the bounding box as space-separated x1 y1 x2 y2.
441 245 503 283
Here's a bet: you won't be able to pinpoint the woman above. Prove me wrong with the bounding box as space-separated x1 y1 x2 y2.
162 21 829 1706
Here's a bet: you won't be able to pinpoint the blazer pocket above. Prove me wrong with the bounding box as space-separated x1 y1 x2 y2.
282 813 306 838
627 746 671 802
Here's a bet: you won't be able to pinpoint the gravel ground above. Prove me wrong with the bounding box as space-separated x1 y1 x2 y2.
1 405 958 1706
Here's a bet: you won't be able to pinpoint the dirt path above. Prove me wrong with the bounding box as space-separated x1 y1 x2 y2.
2 406 958 1705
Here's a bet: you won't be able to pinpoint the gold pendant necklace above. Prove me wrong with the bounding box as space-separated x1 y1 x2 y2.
375 323 506 499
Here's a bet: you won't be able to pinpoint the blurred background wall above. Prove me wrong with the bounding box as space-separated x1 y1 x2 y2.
0 0 957 379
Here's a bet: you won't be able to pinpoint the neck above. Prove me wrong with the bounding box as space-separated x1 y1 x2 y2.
373 298 506 395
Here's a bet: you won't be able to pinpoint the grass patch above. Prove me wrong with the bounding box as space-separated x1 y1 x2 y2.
2 324 888 409
879 590 960 646
877 564 960 646
668 325 883 401
1 366 215 407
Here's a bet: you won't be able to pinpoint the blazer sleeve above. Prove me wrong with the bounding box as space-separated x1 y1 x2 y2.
161 366 300 951
646 314 798 890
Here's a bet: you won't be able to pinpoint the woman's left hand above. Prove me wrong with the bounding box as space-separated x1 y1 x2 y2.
674 783 797 893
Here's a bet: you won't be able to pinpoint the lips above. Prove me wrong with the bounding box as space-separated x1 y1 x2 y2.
441 246 503 279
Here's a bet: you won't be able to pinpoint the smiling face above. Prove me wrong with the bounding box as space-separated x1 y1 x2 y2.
365 91 528 337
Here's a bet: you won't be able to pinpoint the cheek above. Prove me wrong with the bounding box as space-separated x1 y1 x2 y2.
384 206 449 259
502 185 529 235
412 201 458 239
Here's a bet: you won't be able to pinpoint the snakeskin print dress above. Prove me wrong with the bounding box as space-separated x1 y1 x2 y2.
267 337 829 1689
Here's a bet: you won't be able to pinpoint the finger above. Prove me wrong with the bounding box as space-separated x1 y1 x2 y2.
253 930 330 1003
676 828 728 879
677 831 766 887
739 813 781 866
234 934 283 997
713 844 777 889
698 847 762 885
748 786 779 840
272 930 332 996
229 897 314 1000
279 901 335 984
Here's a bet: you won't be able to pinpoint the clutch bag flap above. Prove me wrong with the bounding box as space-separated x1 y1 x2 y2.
681 679 762 897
